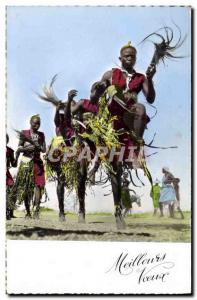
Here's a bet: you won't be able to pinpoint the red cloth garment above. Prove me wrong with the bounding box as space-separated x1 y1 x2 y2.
108 68 149 160
6 146 14 186
110 68 147 123
112 68 145 93
33 158 45 187
22 130 45 158
22 130 45 187
82 99 99 157
65 127 75 146
55 113 67 137
82 99 99 114
6 170 14 186
55 113 75 146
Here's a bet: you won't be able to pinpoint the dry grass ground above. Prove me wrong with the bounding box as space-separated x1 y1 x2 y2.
6 209 191 242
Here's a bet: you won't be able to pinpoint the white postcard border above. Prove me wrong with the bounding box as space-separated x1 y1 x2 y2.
0 0 194 298
6 240 191 295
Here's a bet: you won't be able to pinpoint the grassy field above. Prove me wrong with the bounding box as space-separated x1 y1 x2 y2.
6 209 191 242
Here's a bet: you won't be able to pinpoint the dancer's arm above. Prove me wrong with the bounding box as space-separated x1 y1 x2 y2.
65 89 78 120
142 64 156 103
54 102 62 126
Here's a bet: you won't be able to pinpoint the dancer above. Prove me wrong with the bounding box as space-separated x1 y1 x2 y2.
53 90 76 221
9 115 46 219
102 41 156 140
39 78 108 222
173 178 184 219
68 80 109 222
6 134 17 220
98 42 156 228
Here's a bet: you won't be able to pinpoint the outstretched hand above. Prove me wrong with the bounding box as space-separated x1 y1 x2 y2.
68 89 78 101
146 64 156 79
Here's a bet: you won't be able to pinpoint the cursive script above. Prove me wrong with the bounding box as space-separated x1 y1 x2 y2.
106 252 175 284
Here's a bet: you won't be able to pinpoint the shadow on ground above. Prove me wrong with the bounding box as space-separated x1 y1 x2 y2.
6 211 191 242
127 223 189 231
6 226 154 238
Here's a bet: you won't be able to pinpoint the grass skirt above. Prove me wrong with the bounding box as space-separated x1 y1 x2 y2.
8 158 35 208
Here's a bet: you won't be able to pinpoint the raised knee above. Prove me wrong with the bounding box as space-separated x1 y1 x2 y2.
134 103 146 116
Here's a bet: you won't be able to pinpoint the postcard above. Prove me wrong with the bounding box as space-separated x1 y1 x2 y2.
3 4 192 295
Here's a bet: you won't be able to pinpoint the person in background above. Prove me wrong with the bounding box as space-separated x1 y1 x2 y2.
52 90 77 221
9 115 46 219
159 167 176 218
173 178 184 219
150 178 161 216
6 134 17 220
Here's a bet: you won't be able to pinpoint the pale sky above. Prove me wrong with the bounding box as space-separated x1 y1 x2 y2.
6 6 191 211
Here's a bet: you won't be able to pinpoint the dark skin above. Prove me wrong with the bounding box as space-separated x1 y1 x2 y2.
160 169 175 218
53 92 77 221
121 174 141 217
102 47 156 103
6 135 17 168
67 83 105 223
70 81 109 115
161 169 184 219
6 135 17 219
54 103 65 133
102 47 156 137
100 47 156 228
68 88 91 221
16 117 46 218
16 118 46 159
122 174 130 188
173 179 184 219
54 102 66 220
66 83 108 222
54 91 77 137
